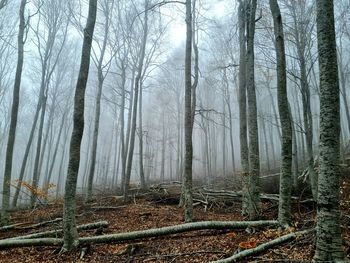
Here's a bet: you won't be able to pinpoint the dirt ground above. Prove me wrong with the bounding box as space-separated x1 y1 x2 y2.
0 182 349 263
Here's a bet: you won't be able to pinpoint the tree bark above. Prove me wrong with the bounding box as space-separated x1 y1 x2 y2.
314 0 346 261
138 79 146 189
0 220 278 249
5 221 108 241
183 0 193 222
246 0 260 219
269 0 293 227
87 1 111 202
123 0 148 201
238 0 249 216
62 0 97 251
1 0 26 223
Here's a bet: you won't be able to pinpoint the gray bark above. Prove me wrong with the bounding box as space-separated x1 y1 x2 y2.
246 0 260 219
0 220 278 249
238 0 249 217
124 1 148 201
1 0 26 223
138 80 146 189
183 0 193 222
269 0 293 227
62 0 97 251
31 95 48 207
87 0 111 202
314 0 346 261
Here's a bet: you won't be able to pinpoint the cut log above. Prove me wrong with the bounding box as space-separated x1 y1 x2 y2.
0 220 278 249
210 229 314 263
2 221 108 240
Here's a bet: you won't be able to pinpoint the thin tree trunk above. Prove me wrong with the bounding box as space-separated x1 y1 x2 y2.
246 0 260 219
183 0 193 222
270 0 293 226
86 1 110 202
261 117 270 172
43 111 67 195
238 0 249 216
161 113 166 182
119 63 127 193
138 82 146 189
12 104 42 208
31 95 48 206
1 0 26 223
62 0 97 251
123 1 148 201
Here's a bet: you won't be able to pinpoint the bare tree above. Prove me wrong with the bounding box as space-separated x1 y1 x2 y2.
62 0 97 251
313 0 346 261
269 0 293 226
123 0 149 201
246 0 260 219
182 0 194 222
86 0 114 202
1 0 26 224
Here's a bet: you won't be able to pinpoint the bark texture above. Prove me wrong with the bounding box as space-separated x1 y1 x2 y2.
238 0 249 216
183 0 193 222
269 0 293 226
0 220 278 249
246 0 260 219
63 0 97 251
1 0 26 223
314 0 346 261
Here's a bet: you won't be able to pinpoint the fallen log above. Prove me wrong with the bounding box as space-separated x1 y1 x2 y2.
0 220 278 249
2 221 108 240
210 229 314 263
198 188 313 203
0 218 62 232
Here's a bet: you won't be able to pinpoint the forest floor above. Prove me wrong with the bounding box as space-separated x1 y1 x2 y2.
0 180 350 263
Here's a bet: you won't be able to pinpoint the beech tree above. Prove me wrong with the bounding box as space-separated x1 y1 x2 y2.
183 0 194 222
269 0 293 226
238 0 249 216
313 0 346 261
246 0 260 220
86 0 115 202
1 0 26 224
62 0 97 251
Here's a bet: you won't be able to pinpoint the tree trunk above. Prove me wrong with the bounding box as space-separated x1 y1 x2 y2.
1 0 26 223
62 0 97 251
313 0 346 261
43 110 67 195
87 1 110 202
0 220 278 249
238 0 249 216
261 117 270 171
246 0 260 219
123 1 148 201
119 62 127 192
138 80 146 189
183 0 193 222
31 95 48 207
270 0 293 226
12 104 41 208
223 72 236 175
161 113 166 182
